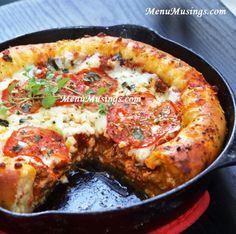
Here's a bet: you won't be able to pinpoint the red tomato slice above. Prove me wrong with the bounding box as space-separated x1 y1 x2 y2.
107 93 181 148
2 80 41 114
3 127 70 171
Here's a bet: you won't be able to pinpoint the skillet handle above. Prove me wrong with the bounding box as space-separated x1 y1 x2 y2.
212 132 236 170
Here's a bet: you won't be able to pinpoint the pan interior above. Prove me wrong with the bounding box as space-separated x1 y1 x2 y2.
36 162 142 212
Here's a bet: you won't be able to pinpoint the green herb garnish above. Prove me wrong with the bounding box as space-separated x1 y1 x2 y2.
98 103 108 115
83 72 101 82
132 128 144 140
42 94 56 109
47 149 54 157
96 87 108 96
0 104 9 116
8 83 16 93
11 144 23 153
34 135 43 142
21 103 31 113
19 118 27 124
57 77 70 90
47 58 59 70
86 88 95 95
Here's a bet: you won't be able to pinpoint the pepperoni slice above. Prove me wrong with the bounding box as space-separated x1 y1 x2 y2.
107 92 181 148
76 67 118 95
3 127 70 171
2 80 41 114
153 101 181 145
57 67 118 109
55 73 85 106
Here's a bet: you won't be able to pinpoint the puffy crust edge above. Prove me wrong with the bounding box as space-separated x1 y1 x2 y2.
0 157 36 212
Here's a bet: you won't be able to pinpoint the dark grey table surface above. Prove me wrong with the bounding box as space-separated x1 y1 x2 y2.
0 0 235 233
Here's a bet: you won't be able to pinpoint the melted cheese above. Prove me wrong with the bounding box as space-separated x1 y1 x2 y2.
0 52 181 164
128 146 154 162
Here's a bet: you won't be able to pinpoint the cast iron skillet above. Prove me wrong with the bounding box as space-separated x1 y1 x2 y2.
0 24 235 234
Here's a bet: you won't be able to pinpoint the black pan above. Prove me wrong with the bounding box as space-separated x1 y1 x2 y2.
0 24 235 234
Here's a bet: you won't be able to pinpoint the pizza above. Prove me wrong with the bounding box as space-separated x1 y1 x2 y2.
0 34 226 213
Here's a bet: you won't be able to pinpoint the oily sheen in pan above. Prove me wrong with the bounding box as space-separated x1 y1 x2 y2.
0 34 226 213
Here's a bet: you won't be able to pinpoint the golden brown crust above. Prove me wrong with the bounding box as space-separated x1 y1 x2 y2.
0 157 36 212
0 35 226 207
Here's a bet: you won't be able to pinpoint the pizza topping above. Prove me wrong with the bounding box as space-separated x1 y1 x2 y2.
132 128 144 140
1 80 42 114
76 68 118 95
11 144 23 153
83 72 101 82
107 93 181 148
98 103 108 115
1 72 72 112
0 119 9 127
14 162 23 169
34 135 43 142
62 68 69 74
47 58 60 71
19 118 28 124
0 103 8 116
21 103 31 113
2 50 13 62
155 77 168 93
3 126 70 170
112 52 124 65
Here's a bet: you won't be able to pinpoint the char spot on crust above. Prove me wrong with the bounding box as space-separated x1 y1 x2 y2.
0 162 6 168
2 50 13 62
97 32 107 37
178 159 191 175
14 162 22 169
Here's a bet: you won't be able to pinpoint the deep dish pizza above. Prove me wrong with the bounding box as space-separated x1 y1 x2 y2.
0 34 226 213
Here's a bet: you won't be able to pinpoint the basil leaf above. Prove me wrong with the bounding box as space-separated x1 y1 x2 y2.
21 103 31 113
11 144 23 153
0 104 9 116
98 103 108 115
47 149 54 157
37 79 47 85
25 65 35 73
83 72 101 82
57 78 69 90
8 83 16 93
51 86 59 94
46 72 55 79
44 86 58 95
31 83 42 95
62 68 69 73
86 89 95 95
121 82 128 88
56 75 62 82
19 118 27 124
96 87 108 96
42 94 56 108
34 135 43 142
132 128 144 140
